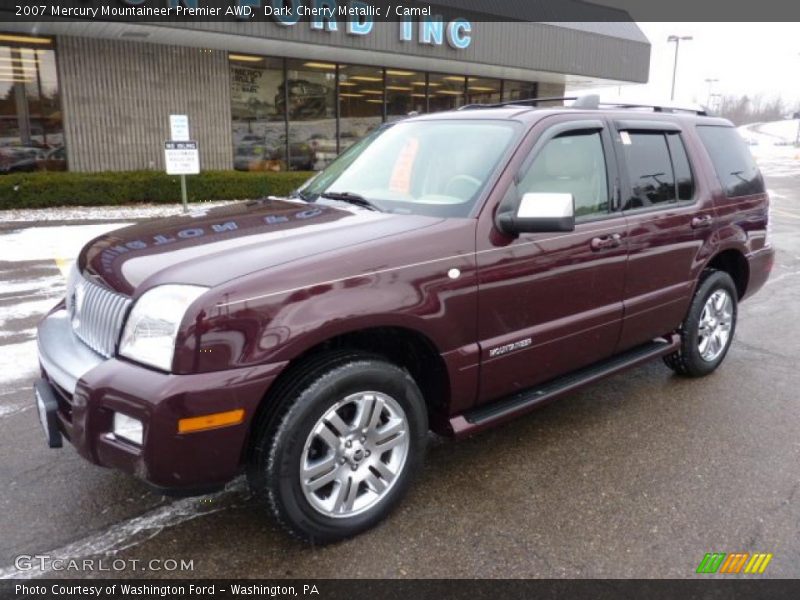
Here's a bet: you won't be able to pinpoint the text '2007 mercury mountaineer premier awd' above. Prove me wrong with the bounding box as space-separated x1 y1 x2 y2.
35 95 774 542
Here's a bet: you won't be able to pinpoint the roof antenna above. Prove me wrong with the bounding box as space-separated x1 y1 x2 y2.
572 94 600 109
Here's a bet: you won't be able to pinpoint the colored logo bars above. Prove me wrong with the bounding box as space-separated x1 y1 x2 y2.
696 552 773 574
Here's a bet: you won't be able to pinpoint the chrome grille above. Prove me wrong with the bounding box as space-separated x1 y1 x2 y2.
66 268 131 358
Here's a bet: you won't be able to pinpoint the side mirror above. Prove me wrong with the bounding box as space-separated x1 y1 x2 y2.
496 193 576 234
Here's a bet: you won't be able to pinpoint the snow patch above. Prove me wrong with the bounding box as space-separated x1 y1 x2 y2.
0 274 64 295
0 296 62 329
0 402 30 418
0 224 133 263
0 478 248 579
0 201 236 224
0 339 38 391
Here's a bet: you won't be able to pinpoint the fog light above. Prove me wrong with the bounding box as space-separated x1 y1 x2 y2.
113 412 143 445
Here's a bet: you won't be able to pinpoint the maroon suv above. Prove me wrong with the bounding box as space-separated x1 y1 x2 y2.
34 96 774 542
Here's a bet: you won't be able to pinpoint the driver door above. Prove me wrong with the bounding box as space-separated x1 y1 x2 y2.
475 116 628 404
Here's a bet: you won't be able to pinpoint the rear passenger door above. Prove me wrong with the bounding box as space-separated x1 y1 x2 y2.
613 120 715 351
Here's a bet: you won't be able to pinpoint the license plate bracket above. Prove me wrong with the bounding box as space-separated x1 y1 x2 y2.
34 379 63 449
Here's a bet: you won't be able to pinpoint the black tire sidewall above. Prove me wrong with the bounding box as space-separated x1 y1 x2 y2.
264 359 427 543
680 271 738 376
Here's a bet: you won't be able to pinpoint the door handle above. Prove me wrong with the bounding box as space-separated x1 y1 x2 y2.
691 215 713 229
590 233 622 251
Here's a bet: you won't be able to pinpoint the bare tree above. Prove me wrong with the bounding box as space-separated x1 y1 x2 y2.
715 94 788 125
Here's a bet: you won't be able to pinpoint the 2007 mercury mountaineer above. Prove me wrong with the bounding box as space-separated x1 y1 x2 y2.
35 95 774 542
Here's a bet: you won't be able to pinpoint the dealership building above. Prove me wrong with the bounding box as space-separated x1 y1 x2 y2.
0 6 650 174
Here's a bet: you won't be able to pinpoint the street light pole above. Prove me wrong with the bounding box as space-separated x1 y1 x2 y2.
668 35 693 101
795 54 800 147
704 78 719 108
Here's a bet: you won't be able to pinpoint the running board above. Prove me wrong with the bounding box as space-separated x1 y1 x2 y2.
450 335 680 437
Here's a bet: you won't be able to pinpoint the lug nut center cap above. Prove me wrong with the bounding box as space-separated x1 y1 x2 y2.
344 440 366 464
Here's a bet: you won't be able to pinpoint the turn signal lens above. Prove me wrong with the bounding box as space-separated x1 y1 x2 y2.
177 409 245 434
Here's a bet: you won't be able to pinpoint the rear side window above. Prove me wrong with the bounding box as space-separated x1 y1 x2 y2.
697 125 764 197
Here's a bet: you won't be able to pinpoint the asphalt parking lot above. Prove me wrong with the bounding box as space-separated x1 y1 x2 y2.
1 155 798 579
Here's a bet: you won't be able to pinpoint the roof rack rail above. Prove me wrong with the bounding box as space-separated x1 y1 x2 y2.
458 95 583 110
596 100 708 116
458 93 708 116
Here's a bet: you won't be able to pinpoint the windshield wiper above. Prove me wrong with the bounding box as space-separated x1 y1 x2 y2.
319 191 384 212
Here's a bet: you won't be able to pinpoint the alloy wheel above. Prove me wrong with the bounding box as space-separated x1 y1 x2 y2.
299 391 409 518
697 289 734 362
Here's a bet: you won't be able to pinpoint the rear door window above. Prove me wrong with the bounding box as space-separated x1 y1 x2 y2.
696 125 764 197
620 130 696 209
666 133 694 201
621 132 676 209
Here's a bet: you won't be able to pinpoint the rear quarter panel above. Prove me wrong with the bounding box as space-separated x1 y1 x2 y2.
692 123 771 299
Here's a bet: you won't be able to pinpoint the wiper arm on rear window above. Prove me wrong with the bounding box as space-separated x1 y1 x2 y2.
319 191 384 212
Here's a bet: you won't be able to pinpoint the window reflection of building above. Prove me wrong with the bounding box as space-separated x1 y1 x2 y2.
230 55 286 172
386 69 424 122
228 54 543 172
503 80 537 102
0 36 64 174
286 60 336 171
428 73 465 112
466 77 502 105
339 65 384 151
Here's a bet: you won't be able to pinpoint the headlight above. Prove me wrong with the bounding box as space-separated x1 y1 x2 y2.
119 285 208 371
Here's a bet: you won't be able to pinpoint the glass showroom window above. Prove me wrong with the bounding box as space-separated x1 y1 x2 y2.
466 77 502 105
503 80 537 102
286 59 337 171
428 73 465 112
0 37 64 174
339 65 384 152
229 54 286 171
386 68 424 122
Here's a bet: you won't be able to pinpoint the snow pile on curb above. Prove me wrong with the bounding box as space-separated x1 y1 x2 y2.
0 201 237 224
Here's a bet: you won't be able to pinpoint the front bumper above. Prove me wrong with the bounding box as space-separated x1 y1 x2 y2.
36 309 287 491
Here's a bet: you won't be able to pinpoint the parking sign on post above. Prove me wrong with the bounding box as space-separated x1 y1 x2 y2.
164 141 199 175
166 114 195 212
164 140 199 213
169 114 190 141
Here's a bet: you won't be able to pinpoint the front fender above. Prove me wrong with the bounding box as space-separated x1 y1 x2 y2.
175 255 478 374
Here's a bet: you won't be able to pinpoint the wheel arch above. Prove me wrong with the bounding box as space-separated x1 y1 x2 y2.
245 325 451 461
703 247 750 300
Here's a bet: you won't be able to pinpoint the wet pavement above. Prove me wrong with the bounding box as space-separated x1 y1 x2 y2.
1 161 798 579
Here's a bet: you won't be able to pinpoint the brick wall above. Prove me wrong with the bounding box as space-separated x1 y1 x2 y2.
56 36 233 172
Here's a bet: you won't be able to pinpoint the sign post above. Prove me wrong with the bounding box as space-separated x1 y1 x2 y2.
166 114 197 212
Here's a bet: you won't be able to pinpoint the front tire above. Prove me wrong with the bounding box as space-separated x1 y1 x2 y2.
248 353 428 543
664 270 738 377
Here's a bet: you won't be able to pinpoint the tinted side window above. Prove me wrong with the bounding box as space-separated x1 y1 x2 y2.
518 131 609 220
697 125 764 197
666 133 694 201
622 132 676 209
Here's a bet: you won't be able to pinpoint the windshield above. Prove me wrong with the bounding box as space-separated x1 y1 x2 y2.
298 120 520 217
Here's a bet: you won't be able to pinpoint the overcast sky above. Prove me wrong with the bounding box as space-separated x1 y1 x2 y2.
570 23 800 109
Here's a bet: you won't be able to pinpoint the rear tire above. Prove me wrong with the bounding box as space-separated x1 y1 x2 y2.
664 270 738 377
247 352 428 543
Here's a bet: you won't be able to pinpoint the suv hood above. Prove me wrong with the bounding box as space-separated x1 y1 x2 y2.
80 199 441 296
